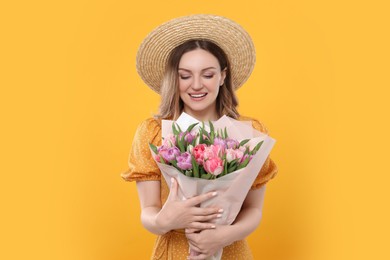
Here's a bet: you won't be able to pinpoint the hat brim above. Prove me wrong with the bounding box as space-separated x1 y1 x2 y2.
136 14 256 93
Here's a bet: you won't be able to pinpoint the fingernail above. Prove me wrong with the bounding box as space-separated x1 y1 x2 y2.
211 192 217 196
218 209 224 213
211 225 216 228
217 214 222 218
171 178 174 183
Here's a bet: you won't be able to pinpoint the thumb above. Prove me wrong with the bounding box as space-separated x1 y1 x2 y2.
169 177 178 200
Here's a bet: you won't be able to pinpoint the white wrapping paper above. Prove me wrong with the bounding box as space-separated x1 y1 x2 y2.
152 112 276 259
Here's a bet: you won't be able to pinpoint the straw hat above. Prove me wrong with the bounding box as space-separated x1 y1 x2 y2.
136 14 256 94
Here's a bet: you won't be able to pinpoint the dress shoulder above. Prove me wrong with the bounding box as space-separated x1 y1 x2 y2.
120 118 162 182
239 115 278 189
238 115 269 134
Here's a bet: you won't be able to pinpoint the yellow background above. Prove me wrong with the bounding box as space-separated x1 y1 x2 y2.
1 0 389 259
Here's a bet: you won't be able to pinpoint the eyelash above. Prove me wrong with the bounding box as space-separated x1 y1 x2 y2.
179 75 214 80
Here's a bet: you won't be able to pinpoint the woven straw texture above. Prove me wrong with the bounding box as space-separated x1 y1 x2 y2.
136 14 256 93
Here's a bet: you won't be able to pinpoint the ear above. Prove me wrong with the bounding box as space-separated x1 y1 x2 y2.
220 68 227 86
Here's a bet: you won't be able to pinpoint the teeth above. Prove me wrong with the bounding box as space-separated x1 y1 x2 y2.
190 93 207 98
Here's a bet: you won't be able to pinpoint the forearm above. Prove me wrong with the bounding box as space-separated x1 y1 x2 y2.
140 206 169 235
223 206 262 245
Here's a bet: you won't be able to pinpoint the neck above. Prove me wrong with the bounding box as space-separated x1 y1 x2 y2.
183 107 219 122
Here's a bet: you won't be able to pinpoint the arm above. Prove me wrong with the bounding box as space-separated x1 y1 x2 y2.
224 185 266 242
186 185 266 259
136 178 223 235
136 180 166 235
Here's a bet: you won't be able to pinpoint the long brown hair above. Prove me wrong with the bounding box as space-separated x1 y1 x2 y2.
154 40 240 120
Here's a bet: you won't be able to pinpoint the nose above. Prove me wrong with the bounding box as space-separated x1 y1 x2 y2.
191 75 203 90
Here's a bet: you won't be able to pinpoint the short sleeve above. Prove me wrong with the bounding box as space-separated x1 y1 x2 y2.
120 118 162 182
250 119 278 189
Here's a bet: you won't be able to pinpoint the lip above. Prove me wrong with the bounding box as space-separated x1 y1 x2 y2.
188 92 208 101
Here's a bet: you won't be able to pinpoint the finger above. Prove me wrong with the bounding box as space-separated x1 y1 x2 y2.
187 253 209 260
188 240 201 251
185 228 201 234
189 222 216 230
194 213 222 222
188 243 202 257
186 191 217 206
192 207 223 216
168 178 178 199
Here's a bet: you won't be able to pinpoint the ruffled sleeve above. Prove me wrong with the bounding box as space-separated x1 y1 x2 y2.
250 118 278 189
120 118 162 182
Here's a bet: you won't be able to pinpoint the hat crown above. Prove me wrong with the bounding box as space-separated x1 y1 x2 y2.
136 14 256 93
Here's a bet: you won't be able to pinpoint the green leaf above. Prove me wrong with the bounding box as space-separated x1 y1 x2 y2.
160 156 167 165
176 135 180 148
149 143 158 154
192 136 197 146
224 159 228 175
224 127 228 139
201 173 212 179
185 170 192 177
250 141 264 155
176 123 183 133
209 120 214 135
178 135 185 152
239 139 250 146
171 159 178 168
186 122 199 133
172 123 179 135
227 165 237 173
237 156 250 170
191 156 199 178
229 159 238 167
204 140 211 145
199 127 204 144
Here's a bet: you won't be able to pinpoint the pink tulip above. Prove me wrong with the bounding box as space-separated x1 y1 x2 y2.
153 154 161 163
225 148 236 162
234 149 244 161
203 145 224 160
193 144 207 165
162 134 176 147
204 157 224 176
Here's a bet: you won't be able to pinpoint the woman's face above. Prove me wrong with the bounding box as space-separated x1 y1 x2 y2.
178 49 226 121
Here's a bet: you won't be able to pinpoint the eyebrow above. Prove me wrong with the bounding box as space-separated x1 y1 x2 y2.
178 67 218 72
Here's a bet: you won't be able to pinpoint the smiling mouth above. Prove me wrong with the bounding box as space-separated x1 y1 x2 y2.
189 93 207 98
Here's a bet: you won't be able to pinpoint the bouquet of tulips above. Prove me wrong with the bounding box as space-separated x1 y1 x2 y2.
149 120 263 179
149 112 276 260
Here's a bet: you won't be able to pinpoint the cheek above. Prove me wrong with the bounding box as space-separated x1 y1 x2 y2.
209 80 221 93
179 80 189 92
179 84 188 101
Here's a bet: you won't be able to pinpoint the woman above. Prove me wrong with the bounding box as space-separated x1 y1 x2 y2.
121 14 278 259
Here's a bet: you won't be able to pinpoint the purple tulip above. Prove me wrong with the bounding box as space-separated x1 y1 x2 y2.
213 137 226 148
159 146 180 162
225 138 239 149
177 152 192 170
184 132 195 144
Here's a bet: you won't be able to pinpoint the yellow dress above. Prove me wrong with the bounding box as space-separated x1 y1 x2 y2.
121 116 278 259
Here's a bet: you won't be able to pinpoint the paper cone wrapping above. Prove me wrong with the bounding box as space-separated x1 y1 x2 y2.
152 112 276 259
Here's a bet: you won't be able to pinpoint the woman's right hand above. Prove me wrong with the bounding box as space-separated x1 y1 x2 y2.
155 178 223 233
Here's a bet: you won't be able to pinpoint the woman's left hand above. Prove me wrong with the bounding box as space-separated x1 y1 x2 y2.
185 225 231 259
